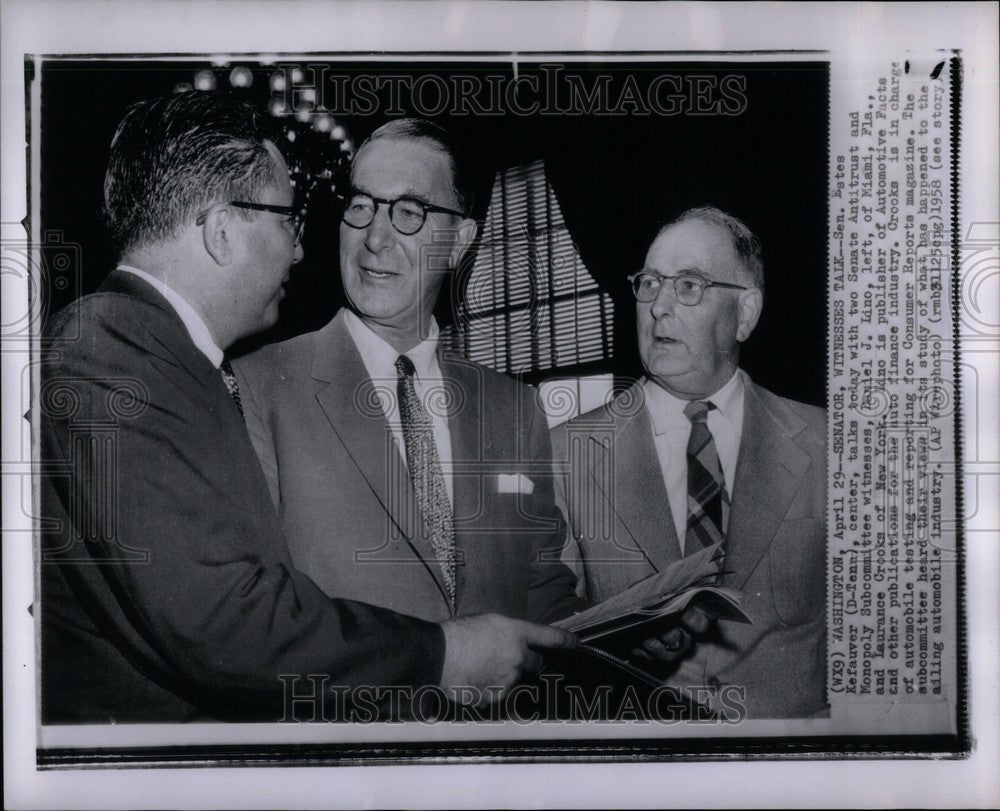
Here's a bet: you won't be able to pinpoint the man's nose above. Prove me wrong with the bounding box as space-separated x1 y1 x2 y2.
364 204 396 253
649 281 677 319
292 238 304 265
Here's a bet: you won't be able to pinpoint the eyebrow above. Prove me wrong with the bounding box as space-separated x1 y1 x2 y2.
643 267 713 279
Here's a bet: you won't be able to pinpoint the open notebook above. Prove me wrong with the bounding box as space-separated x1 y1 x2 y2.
554 542 751 644
535 542 753 719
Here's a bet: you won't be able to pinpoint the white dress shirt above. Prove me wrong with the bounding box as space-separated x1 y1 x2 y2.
644 370 746 553
343 309 454 507
118 265 224 368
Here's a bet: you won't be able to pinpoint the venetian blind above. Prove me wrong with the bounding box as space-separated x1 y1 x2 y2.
441 159 614 375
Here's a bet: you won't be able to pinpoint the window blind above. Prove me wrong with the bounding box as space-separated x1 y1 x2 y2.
441 159 614 375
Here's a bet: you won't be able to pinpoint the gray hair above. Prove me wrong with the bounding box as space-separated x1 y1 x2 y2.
104 91 279 259
357 118 473 217
660 205 764 292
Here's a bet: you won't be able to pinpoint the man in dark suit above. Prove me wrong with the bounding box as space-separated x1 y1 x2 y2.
40 94 575 723
553 206 827 719
234 119 584 629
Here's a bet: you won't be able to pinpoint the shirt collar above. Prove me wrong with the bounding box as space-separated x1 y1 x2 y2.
118 265 224 368
343 308 440 382
644 369 745 435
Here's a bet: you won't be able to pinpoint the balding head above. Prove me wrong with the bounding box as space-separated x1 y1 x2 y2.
659 206 764 293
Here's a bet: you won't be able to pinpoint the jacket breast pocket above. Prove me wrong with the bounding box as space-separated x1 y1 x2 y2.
767 519 827 626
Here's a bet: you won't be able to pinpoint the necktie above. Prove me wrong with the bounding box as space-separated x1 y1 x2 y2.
395 354 456 608
683 400 726 552
219 359 244 419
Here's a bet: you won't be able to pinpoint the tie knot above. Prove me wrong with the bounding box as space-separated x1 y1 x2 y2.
395 354 416 379
683 400 713 424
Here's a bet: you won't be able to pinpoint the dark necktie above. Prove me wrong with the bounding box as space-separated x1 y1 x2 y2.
395 354 456 608
219 359 244 419
683 400 726 552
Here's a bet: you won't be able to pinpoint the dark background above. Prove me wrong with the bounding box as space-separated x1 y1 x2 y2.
39 58 828 406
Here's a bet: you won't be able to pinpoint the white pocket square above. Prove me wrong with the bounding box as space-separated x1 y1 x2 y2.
497 473 534 495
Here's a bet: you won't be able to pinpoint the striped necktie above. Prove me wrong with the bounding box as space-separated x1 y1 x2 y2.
683 400 726 552
219 359 244 419
395 354 456 608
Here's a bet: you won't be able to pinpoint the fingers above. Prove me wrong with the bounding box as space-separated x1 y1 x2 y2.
658 627 691 653
521 649 544 675
516 620 579 651
627 604 716 664
629 645 652 661
630 628 692 661
640 637 667 658
438 615 575 706
680 605 711 636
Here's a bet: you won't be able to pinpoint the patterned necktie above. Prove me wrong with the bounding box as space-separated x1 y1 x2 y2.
683 400 726 552
219 359 244 419
395 354 456 608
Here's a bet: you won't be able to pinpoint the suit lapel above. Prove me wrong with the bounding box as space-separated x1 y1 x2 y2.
437 359 481 613
100 270 217 384
723 380 812 589
312 318 417 539
311 314 454 608
587 386 683 573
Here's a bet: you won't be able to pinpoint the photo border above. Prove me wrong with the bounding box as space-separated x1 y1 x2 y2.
4 4 997 806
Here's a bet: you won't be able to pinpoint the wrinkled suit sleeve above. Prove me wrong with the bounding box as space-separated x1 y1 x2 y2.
41 295 444 719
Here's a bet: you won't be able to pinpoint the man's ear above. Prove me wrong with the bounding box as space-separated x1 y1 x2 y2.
449 217 479 267
201 205 236 267
736 287 763 342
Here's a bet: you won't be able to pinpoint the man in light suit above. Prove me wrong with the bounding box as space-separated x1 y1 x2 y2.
234 119 585 634
235 120 707 719
553 206 827 719
40 94 574 723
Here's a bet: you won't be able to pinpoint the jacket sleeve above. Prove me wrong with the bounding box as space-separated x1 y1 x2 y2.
549 422 591 602
522 386 590 623
40 297 444 719
233 354 281 512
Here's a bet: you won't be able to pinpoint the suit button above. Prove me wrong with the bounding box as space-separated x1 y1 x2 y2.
707 677 721 689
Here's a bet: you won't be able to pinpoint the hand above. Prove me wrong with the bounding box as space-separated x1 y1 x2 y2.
438 614 578 705
629 605 713 665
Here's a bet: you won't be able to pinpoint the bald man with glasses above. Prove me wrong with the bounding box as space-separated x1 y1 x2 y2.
552 206 828 719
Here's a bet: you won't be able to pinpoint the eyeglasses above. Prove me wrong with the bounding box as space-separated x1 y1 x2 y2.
627 271 749 306
195 201 305 245
339 190 464 236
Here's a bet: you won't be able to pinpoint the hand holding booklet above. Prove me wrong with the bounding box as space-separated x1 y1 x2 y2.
554 542 751 644
535 542 753 720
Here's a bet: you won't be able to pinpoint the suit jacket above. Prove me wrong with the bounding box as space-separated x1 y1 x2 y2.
39 272 444 723
551 376 827 719
232 309 581 625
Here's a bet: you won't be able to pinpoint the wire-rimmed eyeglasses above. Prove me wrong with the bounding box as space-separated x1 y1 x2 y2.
627 271 749 306
195 201 305 245
339 190 464 236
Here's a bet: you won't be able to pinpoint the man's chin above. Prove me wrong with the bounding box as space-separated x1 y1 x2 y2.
642 348 689 376
259 303 281 331
647 366 737 400
644 359 700 390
